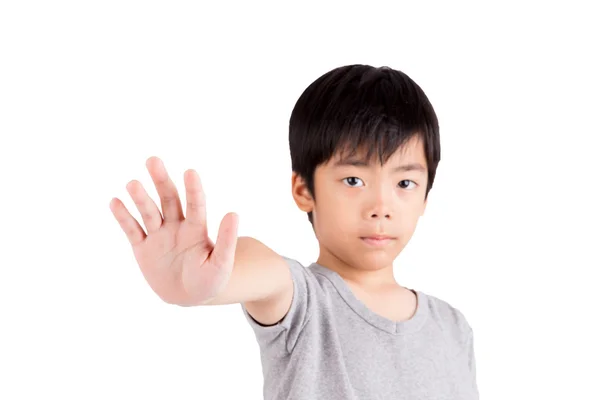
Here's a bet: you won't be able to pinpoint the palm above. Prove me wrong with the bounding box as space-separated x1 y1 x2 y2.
110 156 238 305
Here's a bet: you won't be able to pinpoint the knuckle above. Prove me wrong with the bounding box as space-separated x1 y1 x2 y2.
187 200 204 212
140 211 155 221
161 195 176 204
125 225 138 237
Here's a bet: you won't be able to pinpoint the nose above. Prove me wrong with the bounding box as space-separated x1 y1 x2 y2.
370 210 391 220
366 187 393 220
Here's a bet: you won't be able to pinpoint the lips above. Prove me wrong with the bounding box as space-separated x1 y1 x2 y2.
362 235 393 240
360 235 396 246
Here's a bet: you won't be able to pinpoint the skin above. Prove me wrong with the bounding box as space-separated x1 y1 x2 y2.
291 136 429 315
109 157 241 306
109 136 429 322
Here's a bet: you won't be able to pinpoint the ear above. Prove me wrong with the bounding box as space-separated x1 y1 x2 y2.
291 172 314 213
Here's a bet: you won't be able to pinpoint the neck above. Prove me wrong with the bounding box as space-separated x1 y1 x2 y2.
316 248 398 289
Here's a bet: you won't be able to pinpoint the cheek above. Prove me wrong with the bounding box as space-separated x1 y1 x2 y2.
319 195 355 225
316 185 345 213
314 201 355 238
396 214 421 241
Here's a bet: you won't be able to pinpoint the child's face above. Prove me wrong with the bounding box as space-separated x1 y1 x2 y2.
294 136 429 271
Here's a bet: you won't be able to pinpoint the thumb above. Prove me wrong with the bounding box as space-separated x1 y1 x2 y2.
210 212 239 270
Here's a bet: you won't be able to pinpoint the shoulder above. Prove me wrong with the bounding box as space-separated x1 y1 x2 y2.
282 257 330 291
421 291 474 345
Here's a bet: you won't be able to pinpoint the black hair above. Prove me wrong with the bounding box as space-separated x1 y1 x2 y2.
289 64 441 225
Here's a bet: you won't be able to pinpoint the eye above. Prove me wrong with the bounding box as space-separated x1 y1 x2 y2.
398 180 417 190
343 177 364 187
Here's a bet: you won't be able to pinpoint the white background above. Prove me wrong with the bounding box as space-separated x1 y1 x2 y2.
1 1 599 399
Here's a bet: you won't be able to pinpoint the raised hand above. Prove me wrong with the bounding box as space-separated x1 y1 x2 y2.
109 156 239 306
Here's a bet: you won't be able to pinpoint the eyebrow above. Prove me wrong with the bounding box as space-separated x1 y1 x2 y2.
333 159 427 173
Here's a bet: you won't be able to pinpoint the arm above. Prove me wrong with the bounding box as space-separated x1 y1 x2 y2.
110 156 293 326
200 236 294 326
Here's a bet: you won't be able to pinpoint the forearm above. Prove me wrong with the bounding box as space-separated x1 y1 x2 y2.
195 236 291 306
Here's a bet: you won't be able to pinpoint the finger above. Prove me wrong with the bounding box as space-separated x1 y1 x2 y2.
146 156 184 222
210 212 239 270
184 169 207 228
109 197 146 246
126 180 163 233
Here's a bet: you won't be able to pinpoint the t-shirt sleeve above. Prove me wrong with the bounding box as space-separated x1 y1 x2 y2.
466 329 479 398
240 256 318 355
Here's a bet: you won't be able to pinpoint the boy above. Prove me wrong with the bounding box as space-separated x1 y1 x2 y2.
110 64 479 399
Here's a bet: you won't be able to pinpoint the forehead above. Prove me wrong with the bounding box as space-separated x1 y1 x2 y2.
331 135 427 167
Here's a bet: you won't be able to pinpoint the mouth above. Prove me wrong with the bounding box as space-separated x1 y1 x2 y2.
360 235 396 246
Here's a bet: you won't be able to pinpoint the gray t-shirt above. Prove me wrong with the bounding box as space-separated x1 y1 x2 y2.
241 257 479 399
